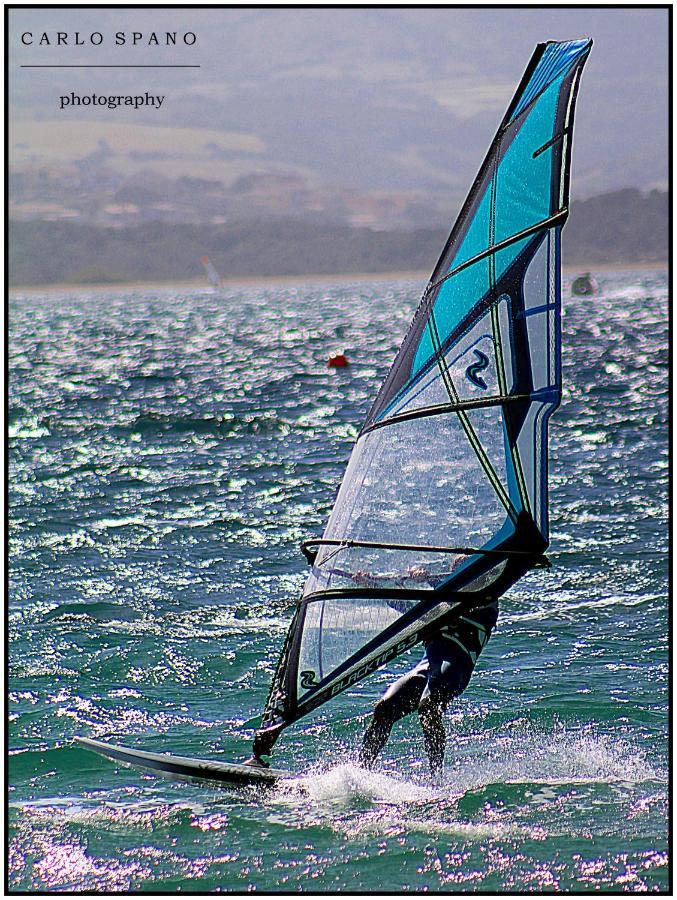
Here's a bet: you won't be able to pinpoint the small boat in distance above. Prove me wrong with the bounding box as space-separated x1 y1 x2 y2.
201 255 222 289
571 272 598 296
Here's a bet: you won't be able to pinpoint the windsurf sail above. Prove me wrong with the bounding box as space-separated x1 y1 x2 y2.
201 255 221 288
254 39 592 757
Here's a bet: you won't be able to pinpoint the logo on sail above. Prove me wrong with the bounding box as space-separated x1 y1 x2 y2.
465 349 490 389
300 670 319 689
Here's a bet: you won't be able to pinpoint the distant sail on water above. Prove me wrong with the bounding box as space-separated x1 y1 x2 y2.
255 39 592 755
201 255 221 288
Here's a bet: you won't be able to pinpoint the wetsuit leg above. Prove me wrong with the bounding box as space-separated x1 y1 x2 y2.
418 697 447 777
418 602 499 776
359 658 428 768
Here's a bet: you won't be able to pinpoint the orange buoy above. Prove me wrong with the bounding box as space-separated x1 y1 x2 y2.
328 353 349 368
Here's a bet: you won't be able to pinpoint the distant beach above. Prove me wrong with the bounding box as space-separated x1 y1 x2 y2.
8 261 668 296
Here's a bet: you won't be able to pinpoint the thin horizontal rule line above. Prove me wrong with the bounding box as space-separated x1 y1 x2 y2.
19 64 200 68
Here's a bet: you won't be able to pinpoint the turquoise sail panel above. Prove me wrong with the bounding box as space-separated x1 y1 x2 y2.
411 235 532 375
412 258 490 373
446 73 562 271
410 75 565 376
493 77 563 242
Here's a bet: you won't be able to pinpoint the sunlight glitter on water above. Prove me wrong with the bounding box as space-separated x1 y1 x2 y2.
8 271 669 891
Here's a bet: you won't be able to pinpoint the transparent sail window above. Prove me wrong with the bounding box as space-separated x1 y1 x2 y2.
296 596 412 699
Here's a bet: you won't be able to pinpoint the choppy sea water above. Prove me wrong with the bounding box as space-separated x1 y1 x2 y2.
8 270 669 892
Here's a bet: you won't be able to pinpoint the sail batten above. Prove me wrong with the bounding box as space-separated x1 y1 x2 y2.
255 39 591 751
360 390 556 436
428 209 568 295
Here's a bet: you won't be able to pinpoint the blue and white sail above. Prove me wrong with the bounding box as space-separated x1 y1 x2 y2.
256 39 592 752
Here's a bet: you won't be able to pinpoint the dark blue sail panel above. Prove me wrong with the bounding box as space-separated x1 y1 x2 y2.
509 40 591 121
256 40 591 745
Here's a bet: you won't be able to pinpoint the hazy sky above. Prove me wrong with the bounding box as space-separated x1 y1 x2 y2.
8 7 669 202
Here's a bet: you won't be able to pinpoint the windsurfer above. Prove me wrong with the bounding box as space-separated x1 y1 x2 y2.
359 600 498 776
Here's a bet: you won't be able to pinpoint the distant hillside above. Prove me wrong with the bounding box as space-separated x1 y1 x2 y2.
9 189 667 286
565 188 667 264
8 9 668 201
8 220 443 286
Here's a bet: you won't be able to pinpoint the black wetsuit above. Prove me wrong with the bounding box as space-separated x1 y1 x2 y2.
360 600 498 769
